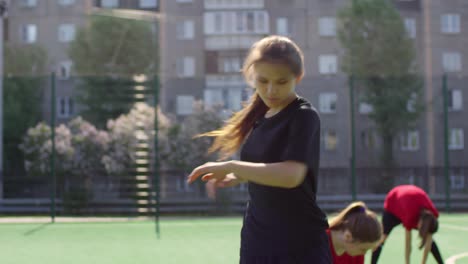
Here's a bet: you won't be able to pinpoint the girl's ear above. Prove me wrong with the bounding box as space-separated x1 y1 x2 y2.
296 73 304 84
343 230 354 243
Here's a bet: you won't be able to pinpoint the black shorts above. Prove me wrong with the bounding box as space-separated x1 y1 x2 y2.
382 210 402 235
239 239 332 264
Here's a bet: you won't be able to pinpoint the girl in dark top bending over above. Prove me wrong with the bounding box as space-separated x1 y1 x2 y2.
187 35 331 264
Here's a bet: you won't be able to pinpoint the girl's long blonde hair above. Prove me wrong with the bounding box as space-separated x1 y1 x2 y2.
201 35 305 159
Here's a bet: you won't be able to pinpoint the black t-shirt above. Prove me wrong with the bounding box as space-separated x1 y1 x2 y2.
240 97 329 256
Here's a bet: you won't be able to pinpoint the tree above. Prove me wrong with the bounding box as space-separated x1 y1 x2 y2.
338 0 424 191
160 102 224 197
3 44 47 177
68 15 158 128
161 102 224 173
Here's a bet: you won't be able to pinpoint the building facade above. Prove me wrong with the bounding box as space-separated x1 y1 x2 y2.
4 0 467 195
158 0 467 194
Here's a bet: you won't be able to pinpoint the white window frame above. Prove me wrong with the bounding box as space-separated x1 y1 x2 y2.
319 93 337 114
404 18 416 39
450 174 465 190
176 57 195 78
57 97 74 118
276 17 289 36
448 89 463 111
176 20 195 40
176 95 194 115
58 24 76 43
21 24 37 43
400 130 419 151
218 56 241 73
319 55 338 74
324 130 338 151
20 0 37 7
449 128 464 150
58 0 75 6
101 0 119 8
319 17 336 37
442 52 462 72
204 11 269 35
139 0 157 8
359 102 373 114
441 14 460 34
203 88 242 111
407 92 418 112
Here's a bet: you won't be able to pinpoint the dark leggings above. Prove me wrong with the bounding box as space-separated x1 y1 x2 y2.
371 211 443 264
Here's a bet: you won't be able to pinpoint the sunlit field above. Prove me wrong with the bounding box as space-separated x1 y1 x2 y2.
1 214 467 264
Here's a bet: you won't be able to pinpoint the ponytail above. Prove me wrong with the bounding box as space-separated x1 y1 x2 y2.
199 92 268 160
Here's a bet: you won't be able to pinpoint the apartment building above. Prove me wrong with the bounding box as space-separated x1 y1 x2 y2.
5 0 159 123
159 0 467 193
4 0 466 193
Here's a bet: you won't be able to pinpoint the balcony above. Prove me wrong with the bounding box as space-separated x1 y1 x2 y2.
204 0 264 10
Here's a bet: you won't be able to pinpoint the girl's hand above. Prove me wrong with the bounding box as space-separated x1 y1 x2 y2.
187 161 233 184
205 173 246 199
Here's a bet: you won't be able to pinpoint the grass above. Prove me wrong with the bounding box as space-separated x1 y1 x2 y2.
1 214 467 264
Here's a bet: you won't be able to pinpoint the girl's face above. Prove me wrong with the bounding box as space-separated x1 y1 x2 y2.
252 62 301 112
343 239 380 256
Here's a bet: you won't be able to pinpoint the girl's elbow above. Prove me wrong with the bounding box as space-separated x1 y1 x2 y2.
286 173 306 188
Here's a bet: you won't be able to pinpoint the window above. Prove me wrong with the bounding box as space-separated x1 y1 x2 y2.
319 93 337 113
450 174 465 190
447 90 463 111
176 95 194 115
449 128 464 150
319 55 337 74
319 17 336 37
21 24 37 43
58 24 76 42
443 52 462 72
204 11 269 35
406 93 418 112
57 97 74 118
441 14 460 34
255 12 267 33
359 102 373 114
139 0 157 8
400 130 419 151
176 57 195 77
101 0 119 8
20 0 37 7
361 129 378 149
404 18 416 38
176 20 194 40
276 17 289 36
218 56 241 73
204 88 242 111
176 0 192 3
58 61 72 80
324 130 338 150
58 0 75 5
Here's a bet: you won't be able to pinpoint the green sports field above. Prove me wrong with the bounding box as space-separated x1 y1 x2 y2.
1 214 467 264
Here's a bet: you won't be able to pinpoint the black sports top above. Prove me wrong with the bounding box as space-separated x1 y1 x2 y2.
240 96 329 256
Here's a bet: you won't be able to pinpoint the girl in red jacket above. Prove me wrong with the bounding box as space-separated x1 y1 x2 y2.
328 202 383 264
371 185 443 264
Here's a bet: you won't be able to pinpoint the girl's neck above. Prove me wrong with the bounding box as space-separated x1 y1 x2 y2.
265 94 297 118
330 230 346 256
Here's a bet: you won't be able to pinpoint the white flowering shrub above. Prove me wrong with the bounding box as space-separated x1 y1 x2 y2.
103 103 170 175
161 102 224 172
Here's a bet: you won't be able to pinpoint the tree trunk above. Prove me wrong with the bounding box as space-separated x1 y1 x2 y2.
372 132 395 193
